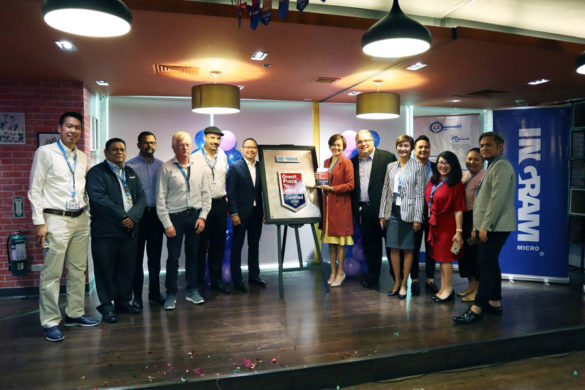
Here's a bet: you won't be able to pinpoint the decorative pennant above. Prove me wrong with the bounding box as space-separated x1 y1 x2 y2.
297 0 309 11
278 0 289 19
260 0 272 26
250 0 261 30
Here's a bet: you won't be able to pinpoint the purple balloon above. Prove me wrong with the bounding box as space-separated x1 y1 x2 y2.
220 130 237 151
341 130 357 150
352 245 366 263
341 149 353 159
360 261 369 276
343 258 360 277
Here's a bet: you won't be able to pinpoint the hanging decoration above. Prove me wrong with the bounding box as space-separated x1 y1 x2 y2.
278 0 289 19
233 0 325 29
297 0 309 12
250 0 261 30
261 0 272 26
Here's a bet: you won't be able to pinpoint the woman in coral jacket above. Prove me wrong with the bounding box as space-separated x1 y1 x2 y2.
316 134 355 287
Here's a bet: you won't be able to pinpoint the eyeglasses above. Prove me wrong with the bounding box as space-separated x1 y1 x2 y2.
356 140 373 145
437 161 450 166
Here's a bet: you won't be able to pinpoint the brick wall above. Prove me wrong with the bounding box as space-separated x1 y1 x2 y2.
0 80 90 292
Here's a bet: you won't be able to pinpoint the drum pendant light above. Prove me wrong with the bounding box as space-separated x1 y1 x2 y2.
42 0 132 38
362 0 431 58
356 81 400 120
576 51 585 74
192 84 240 115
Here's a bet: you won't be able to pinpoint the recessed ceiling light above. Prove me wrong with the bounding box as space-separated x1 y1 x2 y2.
209 71 222 78
238 85 245 90
406 62 427 71
348 91 361 96
251 51 268 61
54 40 76 51
303 98 312 101
449 99 461 103
527 78 550 85
96 80 109 86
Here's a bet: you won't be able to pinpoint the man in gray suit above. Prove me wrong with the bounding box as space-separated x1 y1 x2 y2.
453 131 516 324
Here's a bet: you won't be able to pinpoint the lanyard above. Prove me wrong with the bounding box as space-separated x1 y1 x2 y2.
201 149 217 180
57 140 77 198
425 162 431 179
428 179 447 210
108 163 131 197
175 162 191 193
464 171 479 186
475 155 503 196
395 161 406 194
328 157 339 173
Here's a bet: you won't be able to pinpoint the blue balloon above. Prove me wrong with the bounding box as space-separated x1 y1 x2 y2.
195 130 205 149
370 130 381 147
350 148 358 159
227 149 243 164
222 257 232 284
360 261 369 276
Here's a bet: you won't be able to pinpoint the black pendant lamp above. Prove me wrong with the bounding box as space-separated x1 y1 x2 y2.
42 0 132 37
362 0 431 58
576 51 585 75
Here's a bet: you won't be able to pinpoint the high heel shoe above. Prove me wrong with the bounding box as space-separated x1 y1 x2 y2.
432 291 455 303
331 273 346 287
397 288 407 300
387 289 399 297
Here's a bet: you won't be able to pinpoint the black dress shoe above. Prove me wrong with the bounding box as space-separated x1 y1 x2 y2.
116 304 142 314
234 282 248 293
432 291 455 303
411 281 420 296
102 311 118 323
148 293 166 305
130 299 143 310
426 281 439 294
484 304 503 316
360 280 379 290
452 308 483 324
249 278 267 287
211 283 231 294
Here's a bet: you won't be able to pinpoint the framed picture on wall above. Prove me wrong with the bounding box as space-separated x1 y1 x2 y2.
37 132 60 148
0 112 26 145
258 145 322 225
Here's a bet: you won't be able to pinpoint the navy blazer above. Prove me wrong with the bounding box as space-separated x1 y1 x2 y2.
86 161 146 238
351 148 397 219
226 158 263 221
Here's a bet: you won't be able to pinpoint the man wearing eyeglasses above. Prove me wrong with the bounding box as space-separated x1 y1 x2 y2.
351 130 396 290
226 138 265 292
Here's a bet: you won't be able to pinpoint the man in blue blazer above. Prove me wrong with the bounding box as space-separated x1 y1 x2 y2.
86 138 146 323
351 130 397 290
226 138 265 292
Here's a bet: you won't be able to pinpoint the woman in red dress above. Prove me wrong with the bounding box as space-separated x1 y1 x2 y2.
425 151 465 303
316 134 355 287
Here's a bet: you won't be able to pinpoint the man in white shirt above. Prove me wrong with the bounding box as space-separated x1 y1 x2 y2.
28 112 99 342
192 126 231 294
157 131 211 310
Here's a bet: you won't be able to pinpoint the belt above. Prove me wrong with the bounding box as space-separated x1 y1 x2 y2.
212 197 226 203
359 201 372 206
144 206 157 213
169 208 199 217
44 208 84 218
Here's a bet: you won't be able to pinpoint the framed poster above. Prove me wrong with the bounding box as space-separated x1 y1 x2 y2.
259 145 321 224
37 132 60 147
0 112 25 144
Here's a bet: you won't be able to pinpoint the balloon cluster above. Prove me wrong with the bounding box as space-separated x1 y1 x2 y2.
340 130 381 159
222 213 233 284
322 221 369 278
192 129 243 164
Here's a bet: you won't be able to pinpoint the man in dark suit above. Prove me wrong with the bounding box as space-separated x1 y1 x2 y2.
227 138 265 292
86 138 146 323
351 130 396 290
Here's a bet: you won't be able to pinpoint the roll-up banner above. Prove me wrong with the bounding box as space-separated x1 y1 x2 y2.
493 106 571 282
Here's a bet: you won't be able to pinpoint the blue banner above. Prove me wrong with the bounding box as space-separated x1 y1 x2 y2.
494 107 571 281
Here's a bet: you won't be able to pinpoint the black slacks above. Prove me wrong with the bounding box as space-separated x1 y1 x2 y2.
132 207 164 299
197 198 227 286
358 202 384 285
474 231 510 308
92 234 137 312
230 205 263 285
166 210 202 295
458 210 480 280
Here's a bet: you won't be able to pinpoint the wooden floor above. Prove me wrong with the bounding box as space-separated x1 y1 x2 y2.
1 264 584 390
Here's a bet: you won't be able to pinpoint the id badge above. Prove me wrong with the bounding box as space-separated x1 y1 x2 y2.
186 196 194 208
66 199 80 211
395 194 402 206
126 195 134 207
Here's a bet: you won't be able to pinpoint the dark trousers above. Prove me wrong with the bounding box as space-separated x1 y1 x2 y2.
197 198 227 286
459 211 480 279
230 206 263 285
396 217 434 280
92 234 137 313
358 203 384 285
166 210 202 295
132 208 164 300
474 231 510 308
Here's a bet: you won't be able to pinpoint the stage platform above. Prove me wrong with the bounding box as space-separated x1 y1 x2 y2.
1 264 584 390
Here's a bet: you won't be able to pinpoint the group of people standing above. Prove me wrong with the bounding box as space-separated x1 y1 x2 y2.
315 129 516 325
29 112 266 342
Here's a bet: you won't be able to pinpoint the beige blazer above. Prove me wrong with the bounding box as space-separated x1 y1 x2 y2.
473 155 516 232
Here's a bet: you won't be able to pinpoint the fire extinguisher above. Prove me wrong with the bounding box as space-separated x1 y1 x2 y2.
7 230 27 276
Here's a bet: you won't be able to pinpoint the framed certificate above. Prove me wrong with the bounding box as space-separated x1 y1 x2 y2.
258 145 321 224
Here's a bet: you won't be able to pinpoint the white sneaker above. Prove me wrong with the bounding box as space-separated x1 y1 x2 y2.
186 290 204 305
164 295 176 310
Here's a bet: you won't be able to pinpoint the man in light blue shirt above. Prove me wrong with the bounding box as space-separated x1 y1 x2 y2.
126 131 165 308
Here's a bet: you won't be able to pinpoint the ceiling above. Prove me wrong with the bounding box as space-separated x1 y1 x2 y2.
1 0 585 109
